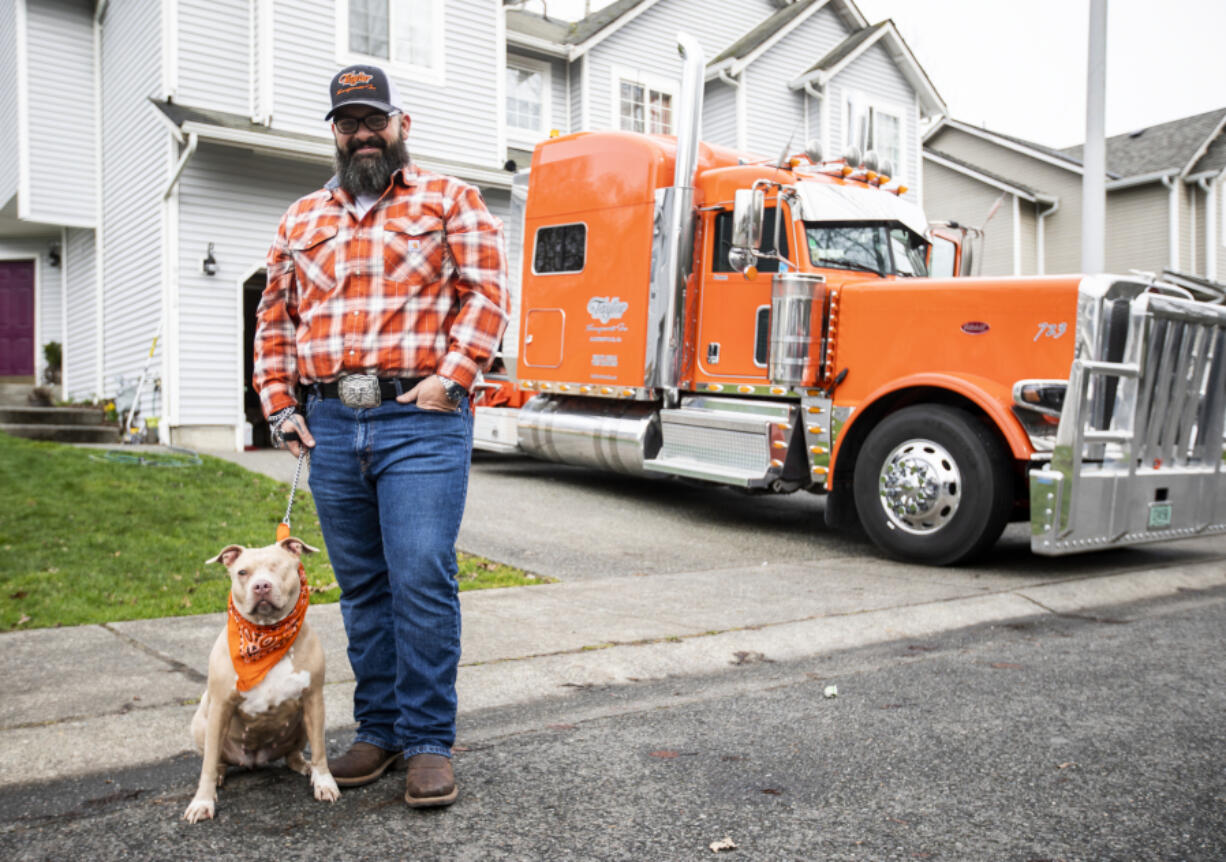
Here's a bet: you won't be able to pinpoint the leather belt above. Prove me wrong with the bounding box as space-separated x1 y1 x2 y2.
311 375 425 408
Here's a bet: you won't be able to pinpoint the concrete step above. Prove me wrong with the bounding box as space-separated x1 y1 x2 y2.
1 424 118 444
0 382 34 406
0 406 105 426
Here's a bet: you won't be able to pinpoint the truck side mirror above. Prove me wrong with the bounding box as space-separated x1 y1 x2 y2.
730 188 764 274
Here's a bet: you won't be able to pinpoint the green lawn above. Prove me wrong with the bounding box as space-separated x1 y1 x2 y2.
0 433 544 631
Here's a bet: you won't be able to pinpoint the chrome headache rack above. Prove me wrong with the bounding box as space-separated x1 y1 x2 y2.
1031 275 1226 555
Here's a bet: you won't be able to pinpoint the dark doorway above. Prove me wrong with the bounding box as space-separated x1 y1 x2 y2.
0 260 36 378
243 271 272 448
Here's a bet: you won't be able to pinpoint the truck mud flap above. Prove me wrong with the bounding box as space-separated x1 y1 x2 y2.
1031 276 1226 555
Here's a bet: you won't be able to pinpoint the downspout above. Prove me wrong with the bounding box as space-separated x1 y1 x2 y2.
1011 194 1022 276
1162 173 1180 271
717 67 744 152
803 80 822 151
1036 196 1060 276
645 33 704 407
1199 176 1217 278
93 0 109 399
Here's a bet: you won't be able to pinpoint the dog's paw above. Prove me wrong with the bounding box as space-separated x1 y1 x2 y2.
311 767 340 803
182 797 215 823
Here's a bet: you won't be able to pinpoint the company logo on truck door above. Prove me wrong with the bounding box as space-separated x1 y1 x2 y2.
587 296 629 324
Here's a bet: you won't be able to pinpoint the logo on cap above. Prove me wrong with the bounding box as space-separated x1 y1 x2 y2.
338 70 373 87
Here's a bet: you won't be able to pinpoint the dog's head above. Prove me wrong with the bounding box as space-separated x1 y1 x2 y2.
206 537 319 625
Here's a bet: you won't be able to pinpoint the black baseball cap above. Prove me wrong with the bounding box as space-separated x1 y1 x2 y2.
325 64 403 120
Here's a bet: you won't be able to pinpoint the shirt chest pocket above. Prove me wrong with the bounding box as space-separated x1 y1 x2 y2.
383 216 446 285
289 225 339 296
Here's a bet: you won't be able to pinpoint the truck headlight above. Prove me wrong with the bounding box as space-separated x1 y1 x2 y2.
1012 380 1067 452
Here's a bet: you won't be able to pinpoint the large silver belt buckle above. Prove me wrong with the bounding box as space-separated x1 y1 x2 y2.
337 374 381 409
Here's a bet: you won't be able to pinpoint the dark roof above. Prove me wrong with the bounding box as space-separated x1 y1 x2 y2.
150 98 325 144
925 147 1045 199
709 0 826 65
794 20 885 77
505 0 652 47
1062 107 1226 178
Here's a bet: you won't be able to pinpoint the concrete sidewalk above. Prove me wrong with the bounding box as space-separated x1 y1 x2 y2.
3 447 1224 788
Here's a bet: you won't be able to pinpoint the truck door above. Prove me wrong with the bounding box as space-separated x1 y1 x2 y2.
696 206 790 381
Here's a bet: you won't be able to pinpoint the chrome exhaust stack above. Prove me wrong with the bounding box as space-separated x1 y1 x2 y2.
644 33 705 407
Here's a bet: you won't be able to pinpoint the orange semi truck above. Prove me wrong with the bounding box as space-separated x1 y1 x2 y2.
472 35 1226 565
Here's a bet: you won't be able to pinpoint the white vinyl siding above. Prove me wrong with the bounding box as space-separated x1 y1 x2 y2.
0 0 17 207
99 0 168 403
63 227 97 400
1104 183 1170 274
24 0 96 225
175 0 250 116
702 78 738 149
175 145 329 425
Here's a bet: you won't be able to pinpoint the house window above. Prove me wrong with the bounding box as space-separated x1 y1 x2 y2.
341 0 443 82
613 68 675 134
506 57 551 144
845 95 904 178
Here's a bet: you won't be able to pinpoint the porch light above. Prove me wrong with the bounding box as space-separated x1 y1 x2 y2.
202 243 218 276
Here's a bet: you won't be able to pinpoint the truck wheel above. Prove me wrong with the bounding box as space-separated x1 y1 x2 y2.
852 405 1013 565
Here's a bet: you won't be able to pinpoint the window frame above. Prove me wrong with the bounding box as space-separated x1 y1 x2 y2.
842 91 907 181
505 55 553 148
336 0 446 87
532 222 588 275
610 65 677 134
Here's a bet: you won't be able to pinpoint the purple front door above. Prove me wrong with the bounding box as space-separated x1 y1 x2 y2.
0 260 36 377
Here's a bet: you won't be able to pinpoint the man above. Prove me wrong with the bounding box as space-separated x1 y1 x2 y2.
253 63 508 808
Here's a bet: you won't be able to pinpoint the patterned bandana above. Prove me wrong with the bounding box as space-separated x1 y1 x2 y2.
226 563 310 692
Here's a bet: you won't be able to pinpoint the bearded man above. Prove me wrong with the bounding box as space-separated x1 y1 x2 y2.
252 64 508 808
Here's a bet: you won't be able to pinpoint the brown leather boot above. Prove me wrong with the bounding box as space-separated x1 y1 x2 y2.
328 742 402 787
404 753 457 807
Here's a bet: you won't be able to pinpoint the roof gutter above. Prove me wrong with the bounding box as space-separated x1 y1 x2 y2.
1105 168 1179 191
1036 194 1060 275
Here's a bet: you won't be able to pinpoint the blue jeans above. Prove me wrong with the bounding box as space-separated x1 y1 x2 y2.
305 392 472 759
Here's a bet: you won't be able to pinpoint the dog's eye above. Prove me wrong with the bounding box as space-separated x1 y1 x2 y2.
237 569 249 577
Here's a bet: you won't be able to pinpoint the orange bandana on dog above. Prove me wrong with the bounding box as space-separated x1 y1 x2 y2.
226 564 310 692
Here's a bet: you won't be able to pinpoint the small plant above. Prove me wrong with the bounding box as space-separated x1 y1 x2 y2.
42 342 62 385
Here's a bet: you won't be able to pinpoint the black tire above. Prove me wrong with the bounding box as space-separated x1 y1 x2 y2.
852 404 1013 566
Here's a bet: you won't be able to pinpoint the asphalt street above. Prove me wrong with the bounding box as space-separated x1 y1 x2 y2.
3 585 1224 861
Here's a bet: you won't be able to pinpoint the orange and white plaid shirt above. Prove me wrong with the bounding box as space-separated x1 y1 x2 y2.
253 164 508 417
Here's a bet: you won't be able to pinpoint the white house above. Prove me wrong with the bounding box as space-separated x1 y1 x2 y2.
0 0 944 450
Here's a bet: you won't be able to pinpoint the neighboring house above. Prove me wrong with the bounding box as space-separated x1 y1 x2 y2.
923 109 1226 280
0 0 944 450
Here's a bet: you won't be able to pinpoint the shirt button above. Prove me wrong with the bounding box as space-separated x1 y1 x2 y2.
349 350 355 355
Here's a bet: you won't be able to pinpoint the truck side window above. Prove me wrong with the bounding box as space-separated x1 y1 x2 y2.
713 208 789 273
929 236 956 278
534 223 587 273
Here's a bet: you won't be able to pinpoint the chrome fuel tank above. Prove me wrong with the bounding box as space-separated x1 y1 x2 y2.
518 395 662 476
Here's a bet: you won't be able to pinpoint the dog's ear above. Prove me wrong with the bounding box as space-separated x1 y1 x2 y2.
206 545 245 567
279 537 320 558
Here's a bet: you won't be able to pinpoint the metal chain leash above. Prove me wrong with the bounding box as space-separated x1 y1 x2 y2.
278 448 309 539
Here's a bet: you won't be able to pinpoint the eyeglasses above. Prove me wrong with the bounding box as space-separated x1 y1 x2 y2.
333 113 394 134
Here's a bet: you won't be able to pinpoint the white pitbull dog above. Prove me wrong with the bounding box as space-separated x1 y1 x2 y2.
183 537 339 823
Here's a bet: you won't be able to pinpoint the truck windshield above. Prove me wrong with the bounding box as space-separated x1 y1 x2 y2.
805 222 930 277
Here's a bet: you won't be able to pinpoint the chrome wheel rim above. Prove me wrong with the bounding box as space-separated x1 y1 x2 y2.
877 438 962 535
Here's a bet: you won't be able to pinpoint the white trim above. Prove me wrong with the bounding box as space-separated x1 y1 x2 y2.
923 151 1041 201
504 54 551 149
335 0 446 89
1163 174 1180 271
731 0 831 76
247 0 254 119
496 8 508 157
1179 113 1226 178
1011 193 1021 276
1209 179 1217 275
736 67 747 152
59 226 67 401
14 0 29 220
580 53 589 131
163 135 179 431
610 64 678 134
505 30 568 59
93 5 105 397
929 118 1084 176
565 56 572 133
255 0 274 124
235 263 265 452
161 0 178 100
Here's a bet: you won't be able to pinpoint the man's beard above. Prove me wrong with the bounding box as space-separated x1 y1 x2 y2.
334 131 409 197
